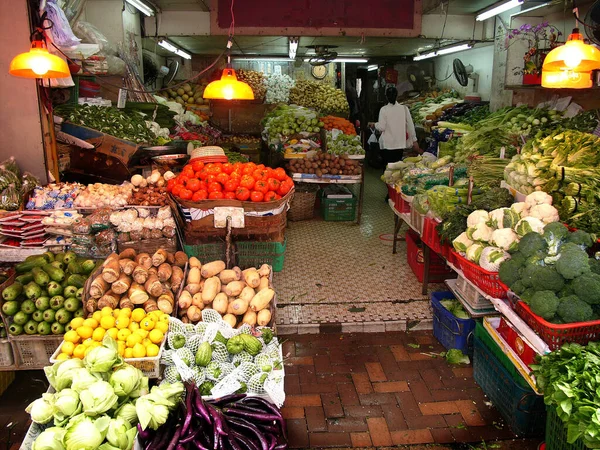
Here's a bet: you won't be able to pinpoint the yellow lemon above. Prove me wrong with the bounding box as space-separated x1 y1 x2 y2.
61 341 75 356
154 321 168 334
146 344 160 357
83 318 98 329
131 308 146 323
135 329 149 339
117 328 131 341
124 348 134 358
92 311 102 323
115 316 130 330
117 340 126 356
132 343 146 358
76 326 93 340
82 338 94 347
92 327 106 342
142 338 152 347
89 341 101 349
159 313 170 323
100 315 115 330
106 327 119 340
120 307 132 318
64 330 80 344
101 306 114 317
128 322 140 333
73 344 86 359
126 333 143 348
112 308 121 317
56 353 70 361
140 316 155 331
149 329 164 345
70 317 85 330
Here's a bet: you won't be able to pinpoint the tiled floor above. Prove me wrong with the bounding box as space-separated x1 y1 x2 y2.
275 168 444 332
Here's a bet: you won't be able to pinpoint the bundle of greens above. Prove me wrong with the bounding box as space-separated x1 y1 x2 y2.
439 299 469 319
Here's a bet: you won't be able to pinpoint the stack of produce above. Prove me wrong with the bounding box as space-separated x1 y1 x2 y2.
423 182 483 218
110 206 177 245
24 335 183 449
160 81 209 107
171 121 222 144
409 91 461 125
264 73 295 104
0 157 40 211
1 251 97 336
73 183 133 209
263 105 322 137
71 209 117 258
467 156 511 190
84 248 189 317
287 152 362 177
499 223 599 324
56 306 169 360
168 161 293 203
27 183 83 210
128 170 174 207
219 135 261 147
321 116 356 135
237 69 267 101
177 259 275 328
452 191 560 271
288 80 349 115
42 211 82 240
122 102 177 130
325 132 365 157
438 103 490 126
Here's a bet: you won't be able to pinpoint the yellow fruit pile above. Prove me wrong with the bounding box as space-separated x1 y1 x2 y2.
56 307 169 361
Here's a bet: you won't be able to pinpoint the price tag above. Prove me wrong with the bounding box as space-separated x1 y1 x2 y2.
499 146 506 159
467 176 474 205
117 88 127 108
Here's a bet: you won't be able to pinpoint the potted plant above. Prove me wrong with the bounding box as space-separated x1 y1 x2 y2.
505 21 562 85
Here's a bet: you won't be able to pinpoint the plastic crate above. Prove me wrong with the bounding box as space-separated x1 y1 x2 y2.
545 406 585 450
422 216 443 254
10 335 63 369
455 274 494 311
406 230 454 283
431 291 475 355
236 240 287 272
452 250 509 299
473 336 546 437
512 298 600 351
320 195 357 221
184 242 227 262
0 339 14 367
474 322 529 389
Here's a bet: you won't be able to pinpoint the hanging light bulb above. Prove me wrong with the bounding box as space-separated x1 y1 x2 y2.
9 39 70 79
203 66 255 100
542 28 600 73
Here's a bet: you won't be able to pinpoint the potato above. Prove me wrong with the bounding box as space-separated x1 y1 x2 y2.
257 276 270 292
227 299 249 316
192 293 205 308
225 281 246 297
188 267 201 284
239 286 256 303
222 313 237 328
187 305 202 322
242 310 257 326
219 269 240 284
250 288 275 311
243 268 260 288
189 256 201 268
258 264 271 277
257 309 272 326
185 283 202 295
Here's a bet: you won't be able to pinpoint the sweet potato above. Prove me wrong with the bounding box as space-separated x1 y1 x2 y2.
249 288 275 311
202 277 221 304
178 291 193 309
227 299 249 316
188 256 201 268
192 293 205 308
185 283 202 295
188 267 201 284
201 261 226 278
187 305 202 322
242 310 257 326
257 276 270 292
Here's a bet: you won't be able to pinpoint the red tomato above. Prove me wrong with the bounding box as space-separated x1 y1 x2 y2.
192 160 205 172
186 178 201 192
253 169 268 181
240 175 256 190
230 171 242 180
198 181 208 191
179 189 193 200
274 194 282 200
172 185 184 197
242 165 254 175
250 191 264 202
264 191 277 202
206 174 218 184
177 175 189 186
278 179 293 196
235 187 250 201
216 173 230 185
254 180 269 194
267 178 280 192
208 182 222 193
224 179 239 192
182 166 195 178
197 169 209 181
208 191 224 199
207 164 222 174
166 179 176 192
224 191 236 199
233 162 244 172
192 190 208 201
256 164 266 170
221 163 234 175
273 167 287 181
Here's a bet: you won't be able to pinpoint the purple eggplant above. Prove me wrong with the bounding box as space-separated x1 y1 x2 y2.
230 403 269 414
229 430 260 450
211 393 247 406
273 444 288 450
166 427 183 450
223 408 281 423
223 434 244 450
137 423 153 442
182 383 195 436
180 429 199 444
193 439 210 450
266 433 277 450
193 387 213 425
226 417 269 450
240 397 283 418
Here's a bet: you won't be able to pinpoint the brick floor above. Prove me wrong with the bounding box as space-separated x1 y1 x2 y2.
282 331 541 449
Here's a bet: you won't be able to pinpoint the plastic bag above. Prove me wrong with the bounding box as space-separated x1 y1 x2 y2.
412 194 430 215
20 172 40 195
0 167 20 191
1 157 20 177
106 55 126 76
45 0 81 48
95 228 116 246
72 218 91 234
88 208 111 233
0 183 21 211
72 21 117 56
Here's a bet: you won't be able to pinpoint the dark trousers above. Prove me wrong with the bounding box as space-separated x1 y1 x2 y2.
382 149 404 165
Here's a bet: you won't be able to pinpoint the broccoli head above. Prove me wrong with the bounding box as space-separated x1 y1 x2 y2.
529 290 560 320
558 283 575 298
589 258 600 275
499 258 524 288
531 266 565 293
571 272 600 305
556 295 594 323
543 222 569 256
567 229 596 249
556 245 591 280
518 232 548 258
520 288 537 304
526 250 548 267
521 264 541 288
511 280 527 295
509 251 526 266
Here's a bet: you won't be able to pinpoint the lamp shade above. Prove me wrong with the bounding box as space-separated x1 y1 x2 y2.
9 41 70 79
541 70 592 89
542 30 600 72
203 68 255 100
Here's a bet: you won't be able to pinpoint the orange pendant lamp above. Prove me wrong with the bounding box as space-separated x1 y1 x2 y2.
542 70 593 89
9 38 70 79
203 65 255 100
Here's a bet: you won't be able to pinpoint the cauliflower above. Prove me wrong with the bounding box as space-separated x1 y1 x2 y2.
466 222 493 243
479 247 510 272
453 232 473 253
467 210 490 228
488 208 521 229
525 191 553 209
515 217 545 236
491 228 520 252
529 203 560 224
466 244 485 263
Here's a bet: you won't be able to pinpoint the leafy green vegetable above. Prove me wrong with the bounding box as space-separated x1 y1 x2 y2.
439 299 469 319
445 349 470 365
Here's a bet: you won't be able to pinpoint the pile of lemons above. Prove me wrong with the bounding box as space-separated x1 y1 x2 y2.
56 307 169 361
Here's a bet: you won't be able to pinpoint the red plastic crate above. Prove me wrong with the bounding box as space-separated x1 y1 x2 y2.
406 230 454 283
422 217 443 254
386 184 400 206
451 251 509 299
513 299 600 351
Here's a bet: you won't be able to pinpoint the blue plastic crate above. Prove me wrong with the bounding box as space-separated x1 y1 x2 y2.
473 336 546 437
431 291 475 355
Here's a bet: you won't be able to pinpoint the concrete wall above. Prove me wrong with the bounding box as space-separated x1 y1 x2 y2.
0 0 46 181
433 45 495 100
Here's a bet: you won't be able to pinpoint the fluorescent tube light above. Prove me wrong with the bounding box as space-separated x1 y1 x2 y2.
413 43 473 61
233 57 293 62
367 65 378 71
289 38 299 60
303 58 368 63
125 0 154 16
476 0 523 21
158 40 191 60
413 52 437 61
510 2 550 17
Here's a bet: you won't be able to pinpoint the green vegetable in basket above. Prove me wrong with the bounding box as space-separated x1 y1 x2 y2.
439 299 469 319
31 427 67 450
83 336 123 374
26 393 56 424
64 414 110 450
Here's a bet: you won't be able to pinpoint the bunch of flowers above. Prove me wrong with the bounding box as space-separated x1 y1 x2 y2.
506 22 562 76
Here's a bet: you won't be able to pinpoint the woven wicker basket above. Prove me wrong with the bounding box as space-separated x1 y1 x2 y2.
189 145 226 159
288 190 317 221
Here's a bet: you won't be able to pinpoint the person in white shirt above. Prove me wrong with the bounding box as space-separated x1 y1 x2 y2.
371 86 420 165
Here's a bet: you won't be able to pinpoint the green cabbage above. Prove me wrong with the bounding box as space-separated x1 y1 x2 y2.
26 393 55 424
64 414 110 450
53 389 82 426
83 336 123 373
32 427 66 450
106 418 136 450
109 365 143 397
79 381 118 416
71 368 103 393
445 349 470 365
114 403 138 425
136 382 184 430
44 358 84 391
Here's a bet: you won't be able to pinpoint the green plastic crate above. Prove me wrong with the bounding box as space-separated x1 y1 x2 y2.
236 240 286 272
320 194 357 221
545 407 585 450
184 242 227 262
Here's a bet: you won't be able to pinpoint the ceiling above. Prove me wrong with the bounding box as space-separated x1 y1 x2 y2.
152 0 210 12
